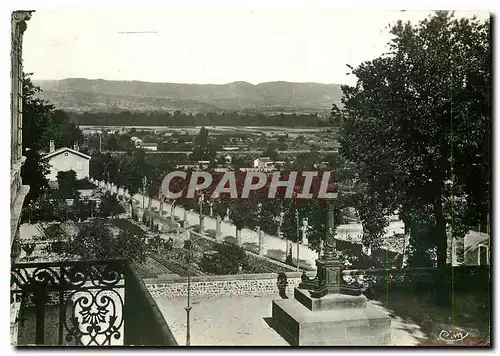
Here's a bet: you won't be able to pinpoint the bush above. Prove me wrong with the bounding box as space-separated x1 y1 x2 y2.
97 192 125 218
200 242 249 275
223 236 237 245
44 223 65 240
206 229 216 238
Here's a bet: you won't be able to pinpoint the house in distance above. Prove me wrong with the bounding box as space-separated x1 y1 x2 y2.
42 140 91 181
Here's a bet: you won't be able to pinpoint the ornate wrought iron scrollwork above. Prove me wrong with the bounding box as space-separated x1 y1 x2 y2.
11 266 63 292
11 260 126 346
62 262 123 288
64 289 124 346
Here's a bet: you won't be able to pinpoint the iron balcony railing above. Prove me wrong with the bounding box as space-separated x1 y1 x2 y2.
11 259 178 346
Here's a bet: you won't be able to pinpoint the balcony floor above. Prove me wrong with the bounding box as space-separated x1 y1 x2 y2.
154 294 426 346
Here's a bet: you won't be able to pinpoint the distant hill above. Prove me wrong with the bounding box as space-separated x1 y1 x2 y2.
34 78 343 114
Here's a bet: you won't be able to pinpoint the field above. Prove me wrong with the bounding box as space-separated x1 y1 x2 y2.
80 125 329 136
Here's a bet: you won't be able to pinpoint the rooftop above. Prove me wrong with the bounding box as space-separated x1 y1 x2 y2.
255 157 272 162
42 147 91 160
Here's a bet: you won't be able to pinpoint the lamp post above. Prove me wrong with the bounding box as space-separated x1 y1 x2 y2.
185 234 205 346
257 202 264 256
296 208 300 272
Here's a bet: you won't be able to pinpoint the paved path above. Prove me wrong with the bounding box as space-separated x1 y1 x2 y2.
132 190 320 268
96 181 405 269
155 295 426 346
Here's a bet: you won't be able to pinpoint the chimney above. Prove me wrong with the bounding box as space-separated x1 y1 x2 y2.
49 140 55 152
73 143 79 151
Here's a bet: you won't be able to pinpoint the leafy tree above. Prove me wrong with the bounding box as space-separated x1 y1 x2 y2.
337 12 490 268
45 110 84 150
22 149 49 204
21 74 55 152
56 170 79 199
190 126 217 161
261 144 279 161
89 153 107 180
256 197 281 235
106 134 121 151
117 155 144 195
66 219 146 262
21 74 84 204
44 223 65 241
71 197 92 222
97 192 125 218
24 192 72 223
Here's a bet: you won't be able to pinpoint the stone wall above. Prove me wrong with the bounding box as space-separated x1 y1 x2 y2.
145 271 315 299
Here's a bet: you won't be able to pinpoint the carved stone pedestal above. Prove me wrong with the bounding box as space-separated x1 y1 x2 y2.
270 199 391 346
272 289 391 346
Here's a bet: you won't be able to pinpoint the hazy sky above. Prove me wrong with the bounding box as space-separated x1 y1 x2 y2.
23 9 489 85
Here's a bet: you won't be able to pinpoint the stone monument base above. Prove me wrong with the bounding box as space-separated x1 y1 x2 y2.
271 288 391 346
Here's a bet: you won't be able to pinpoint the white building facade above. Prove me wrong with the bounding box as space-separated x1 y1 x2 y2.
43 146 91 181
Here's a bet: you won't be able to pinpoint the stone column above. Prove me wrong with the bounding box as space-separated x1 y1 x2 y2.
301 218 308 246
236 229 242 246
170 202 175 218
258 229 264 256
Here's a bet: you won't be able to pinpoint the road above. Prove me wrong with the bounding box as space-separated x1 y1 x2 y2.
96 180 405 269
